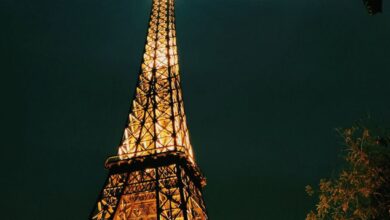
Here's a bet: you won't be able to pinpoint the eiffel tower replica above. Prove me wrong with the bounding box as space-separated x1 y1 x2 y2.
90 0 208 219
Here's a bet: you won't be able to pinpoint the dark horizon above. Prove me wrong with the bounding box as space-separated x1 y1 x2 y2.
2 0 390 219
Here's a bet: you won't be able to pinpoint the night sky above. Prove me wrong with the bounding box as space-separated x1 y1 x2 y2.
2 0 390 219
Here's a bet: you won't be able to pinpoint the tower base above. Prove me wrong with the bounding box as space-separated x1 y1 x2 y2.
90 152 208 220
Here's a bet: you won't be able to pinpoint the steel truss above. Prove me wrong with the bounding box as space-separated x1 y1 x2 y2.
90 0 208 218
90 152 208 220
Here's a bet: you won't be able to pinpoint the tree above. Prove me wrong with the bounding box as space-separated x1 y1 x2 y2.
362 0 382 15
306 122 390 220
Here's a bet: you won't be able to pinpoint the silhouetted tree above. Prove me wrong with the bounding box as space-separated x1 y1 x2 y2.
363 0 382 15
306 122 390 220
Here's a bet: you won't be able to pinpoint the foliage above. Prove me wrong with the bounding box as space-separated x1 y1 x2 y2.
306 123 390 220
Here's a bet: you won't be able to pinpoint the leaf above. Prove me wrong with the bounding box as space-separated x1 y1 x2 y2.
306 185 314 196
342 202 349 212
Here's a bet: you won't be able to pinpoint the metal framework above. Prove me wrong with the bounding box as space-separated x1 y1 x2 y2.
118 0 194 162
90 0 208 219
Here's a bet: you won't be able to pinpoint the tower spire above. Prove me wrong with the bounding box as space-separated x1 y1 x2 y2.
118 0 194 163
90 0 208 219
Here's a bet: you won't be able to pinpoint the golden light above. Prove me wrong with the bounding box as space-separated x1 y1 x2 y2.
90 0 207 219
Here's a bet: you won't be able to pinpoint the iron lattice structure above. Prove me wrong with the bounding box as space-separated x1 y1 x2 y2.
90 0 208 219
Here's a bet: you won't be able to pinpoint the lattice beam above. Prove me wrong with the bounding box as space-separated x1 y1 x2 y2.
91 0 208 218
90 158 208 220
118 0 194 163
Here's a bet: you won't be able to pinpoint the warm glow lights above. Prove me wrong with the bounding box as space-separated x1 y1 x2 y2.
92 163 207 220
90 0 207 219
117 0 194 163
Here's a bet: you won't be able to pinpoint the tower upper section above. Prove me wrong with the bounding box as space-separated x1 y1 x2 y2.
118 0 195 163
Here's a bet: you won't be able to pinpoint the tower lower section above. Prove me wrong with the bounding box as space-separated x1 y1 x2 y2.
90 152 208 220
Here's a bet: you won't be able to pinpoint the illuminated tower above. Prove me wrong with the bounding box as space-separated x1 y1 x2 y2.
90 0 208 219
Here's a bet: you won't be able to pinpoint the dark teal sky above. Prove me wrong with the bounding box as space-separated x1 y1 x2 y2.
2 0 390 219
